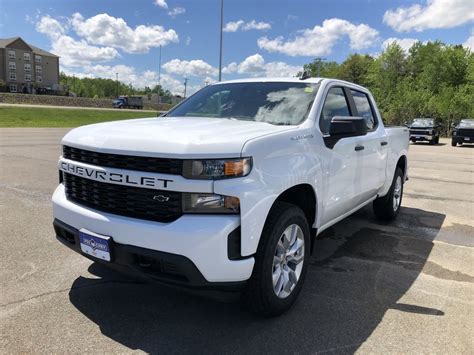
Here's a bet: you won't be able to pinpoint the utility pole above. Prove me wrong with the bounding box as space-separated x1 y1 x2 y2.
115 72 119 97
158 45 162 106
218 0 223 81
314 58 326 77
183 78 188 98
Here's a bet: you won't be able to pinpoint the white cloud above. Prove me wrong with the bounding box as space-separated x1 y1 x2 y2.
223 54 301 77
383 0 474 32
168 7 186 18
162 59 218 77
223 19 271 32
36 15 119 66
154 0 168 9
36 15 66 39
51 36 119 66
464 30 474 51
258 18 379 56
382 37 419 52
70 12 178 53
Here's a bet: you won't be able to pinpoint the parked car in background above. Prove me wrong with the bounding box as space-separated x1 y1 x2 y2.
112 96 143 109
451 119 474 146
53 78 409 316
406 118 440 144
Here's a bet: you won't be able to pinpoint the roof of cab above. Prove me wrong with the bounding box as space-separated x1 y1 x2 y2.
214 77 324 84
212 77 370 93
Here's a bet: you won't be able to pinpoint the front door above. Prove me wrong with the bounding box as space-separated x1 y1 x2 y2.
318 86 361 226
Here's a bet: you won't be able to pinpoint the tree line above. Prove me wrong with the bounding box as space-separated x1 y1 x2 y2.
303 41 473 135
59 73 174 101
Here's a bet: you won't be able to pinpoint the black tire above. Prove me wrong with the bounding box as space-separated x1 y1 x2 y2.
451 139 456 147
242 202 310 317
434 137 439 144
373 167 404 221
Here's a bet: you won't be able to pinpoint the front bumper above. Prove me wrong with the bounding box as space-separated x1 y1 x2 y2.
52 185 254 285
453 135 472 143
410 134 432 141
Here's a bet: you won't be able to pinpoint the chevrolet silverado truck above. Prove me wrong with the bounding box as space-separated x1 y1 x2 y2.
451 119 474 146
407 118 440 144
53 78 409 316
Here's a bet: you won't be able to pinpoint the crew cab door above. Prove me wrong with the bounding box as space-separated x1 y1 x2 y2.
349 89 387 203
318 86 361 226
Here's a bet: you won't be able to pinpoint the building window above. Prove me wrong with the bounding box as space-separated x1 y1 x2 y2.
36 66 42 73
9 72 17 81
35 55 42 63
10 84 17 93
37 76 43 83
8 50 15 59
9 62 16 70
24 53 31 61
24 63 31 73
25 74 32 82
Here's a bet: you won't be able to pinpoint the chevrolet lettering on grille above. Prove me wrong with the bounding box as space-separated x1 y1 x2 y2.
60 161 173 189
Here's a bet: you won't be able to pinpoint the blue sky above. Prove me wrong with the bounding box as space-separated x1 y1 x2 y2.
0 0 472 94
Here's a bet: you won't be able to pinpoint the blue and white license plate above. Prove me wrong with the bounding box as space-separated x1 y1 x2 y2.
79 229 111 262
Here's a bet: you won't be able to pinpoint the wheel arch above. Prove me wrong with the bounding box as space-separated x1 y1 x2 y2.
396 154 408 180
266 184 318 254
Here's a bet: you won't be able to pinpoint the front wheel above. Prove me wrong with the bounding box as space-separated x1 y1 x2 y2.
373 167 404 221
451 139 457 147
242 202 310 317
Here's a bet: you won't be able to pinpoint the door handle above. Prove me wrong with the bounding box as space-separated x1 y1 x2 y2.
381 141 388 146
355 145 365 151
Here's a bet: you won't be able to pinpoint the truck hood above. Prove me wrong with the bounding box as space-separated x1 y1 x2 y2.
62 116 297 158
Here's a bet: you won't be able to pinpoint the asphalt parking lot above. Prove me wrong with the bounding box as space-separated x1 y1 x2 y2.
1 128 473 353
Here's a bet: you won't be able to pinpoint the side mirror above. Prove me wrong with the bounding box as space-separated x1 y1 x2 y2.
329 116 367 138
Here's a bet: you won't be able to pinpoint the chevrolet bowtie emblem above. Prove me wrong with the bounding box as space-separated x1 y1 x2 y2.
153 195 170 202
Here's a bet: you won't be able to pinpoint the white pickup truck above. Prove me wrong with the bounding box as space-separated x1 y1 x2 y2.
53 78 409 316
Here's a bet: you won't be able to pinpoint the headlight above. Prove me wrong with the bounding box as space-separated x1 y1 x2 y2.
183 158 252 179
182 193 240 214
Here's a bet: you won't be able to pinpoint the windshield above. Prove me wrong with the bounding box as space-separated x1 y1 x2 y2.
459 119 474 128
167 82 320 125
411 118 434 127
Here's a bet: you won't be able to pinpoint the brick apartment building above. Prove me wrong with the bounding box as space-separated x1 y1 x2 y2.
0 37 59 93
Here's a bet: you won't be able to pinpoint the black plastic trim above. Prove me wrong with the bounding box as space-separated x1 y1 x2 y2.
53 219 247 291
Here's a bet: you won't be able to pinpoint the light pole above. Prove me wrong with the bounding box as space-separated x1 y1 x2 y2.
183 78 188 98
115 73 119 97
158 45 162 106
218 0 223 81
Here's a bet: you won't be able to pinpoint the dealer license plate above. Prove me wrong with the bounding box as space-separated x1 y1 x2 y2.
79 229 111 262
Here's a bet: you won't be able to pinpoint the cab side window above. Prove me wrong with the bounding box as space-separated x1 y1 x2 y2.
350 90 377 130
319 87 351 135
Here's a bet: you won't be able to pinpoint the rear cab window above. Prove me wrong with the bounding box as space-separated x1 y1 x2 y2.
350 89 378 131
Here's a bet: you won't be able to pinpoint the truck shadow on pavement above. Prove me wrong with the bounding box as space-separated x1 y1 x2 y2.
68 206 446 353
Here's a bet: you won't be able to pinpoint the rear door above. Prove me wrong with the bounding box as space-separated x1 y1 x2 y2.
349 89 387 203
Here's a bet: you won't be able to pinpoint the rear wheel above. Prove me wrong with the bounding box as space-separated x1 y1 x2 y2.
373 167 404 221
242 202 310 317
